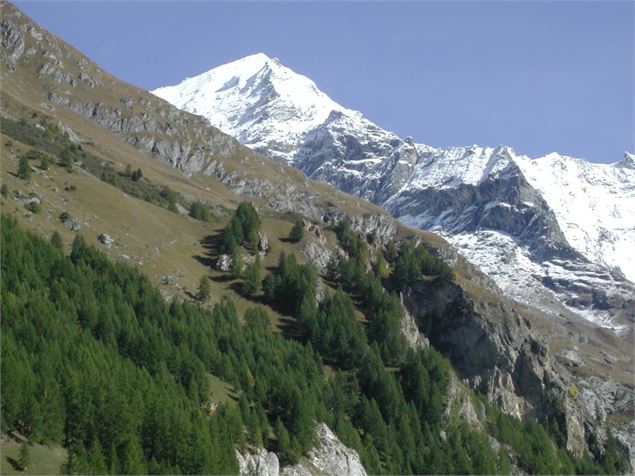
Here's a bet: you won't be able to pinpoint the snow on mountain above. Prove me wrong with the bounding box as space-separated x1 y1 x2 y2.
152 53 393 164
515 152 635 282
153 54 635 330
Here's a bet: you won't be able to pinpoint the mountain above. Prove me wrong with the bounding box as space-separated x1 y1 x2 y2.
1 3 634 473
153 54 635 332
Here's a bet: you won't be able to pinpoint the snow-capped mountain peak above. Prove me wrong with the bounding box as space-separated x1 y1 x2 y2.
153 53 357 163
154 55 634 331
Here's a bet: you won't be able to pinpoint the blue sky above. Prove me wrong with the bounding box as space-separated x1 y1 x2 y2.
16 1 634 163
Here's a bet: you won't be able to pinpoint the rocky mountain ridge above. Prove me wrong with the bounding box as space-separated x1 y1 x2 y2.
1 1 632 468
153 54 635 332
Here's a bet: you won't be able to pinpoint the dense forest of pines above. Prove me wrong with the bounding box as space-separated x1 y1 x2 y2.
1 210 627 475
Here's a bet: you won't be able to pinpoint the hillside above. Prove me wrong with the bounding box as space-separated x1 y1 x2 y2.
1 1 633 473
153 53 635 333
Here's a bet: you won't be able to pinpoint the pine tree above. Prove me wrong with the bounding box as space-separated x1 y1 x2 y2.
230 247 243 278
197 275 211 302
131 168 143 182
1 183 8 197
289 218 304 243
18 155 31 180
242 257 262 296
17 441 30 471
50 231 64 252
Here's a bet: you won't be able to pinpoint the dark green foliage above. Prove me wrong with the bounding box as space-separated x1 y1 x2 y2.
25 201 41 214
390 241 454 289
2 214 622 475
197 275 211 302
289 218 304 243
18 441 30 471
221 202 262 252
59 148 73 169
1 215 324 473
189 200 211 222
59 211 71 223
18 155 31 180
263 252 317 316
230 247 243 278
1 182 8 197
2 217 240 474
39 154 52 171
242 256 263 296
481 396 628 475
50 230 64 251
310 289 367 368
131 168 143 182
160 186 179 212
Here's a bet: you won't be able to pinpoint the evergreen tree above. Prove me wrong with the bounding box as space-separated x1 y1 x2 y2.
197 275 211 302
18 155 31 180
131 168 143 182
230 247 243 278
17 441 30 471
50 230 64 252
189 201 211 222
59 149 72 169
242 256 263 296
1 183 8 197
289 218 304 243
40 154 52 170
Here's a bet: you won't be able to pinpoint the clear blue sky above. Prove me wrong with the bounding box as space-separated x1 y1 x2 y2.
16 1 634 163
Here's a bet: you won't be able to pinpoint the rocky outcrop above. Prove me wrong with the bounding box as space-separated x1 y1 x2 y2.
236 448 279 476
299 423 366 476
258 232 269 253
399 293 428 350
97 233 113 248
237 423 366 476
401 277 601 456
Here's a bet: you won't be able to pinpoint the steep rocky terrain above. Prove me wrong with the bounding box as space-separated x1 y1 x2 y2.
1 1 633 471
153 54 635 333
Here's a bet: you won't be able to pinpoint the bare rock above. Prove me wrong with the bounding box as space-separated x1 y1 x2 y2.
305 423 367 476
97 233 113 248
258 232 269 253
236 448 279 476
215 254 232 272
64 218 81 231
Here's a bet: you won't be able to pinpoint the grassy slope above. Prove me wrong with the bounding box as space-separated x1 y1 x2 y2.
0 437 66 475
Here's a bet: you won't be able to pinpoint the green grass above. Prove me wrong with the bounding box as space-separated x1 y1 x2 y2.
0 437 66 475
207 373 239 407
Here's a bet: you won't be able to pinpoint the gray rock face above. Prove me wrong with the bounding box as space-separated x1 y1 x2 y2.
401 278 599 456
215 254 232 272
302 423 367 476
97 233 113 248
236 448 279 476
258 232 269 253
237 423 366 476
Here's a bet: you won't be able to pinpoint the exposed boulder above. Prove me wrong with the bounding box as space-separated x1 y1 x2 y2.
238 423 366 476
305 423 366 476
299 239 342 274
215 254 232 272
258 232 269 253
97 233 113 248
236 448 279 476
64 218 81 231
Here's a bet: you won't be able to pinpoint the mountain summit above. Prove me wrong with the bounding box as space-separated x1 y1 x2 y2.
154 56 635 331
153 53 373 163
